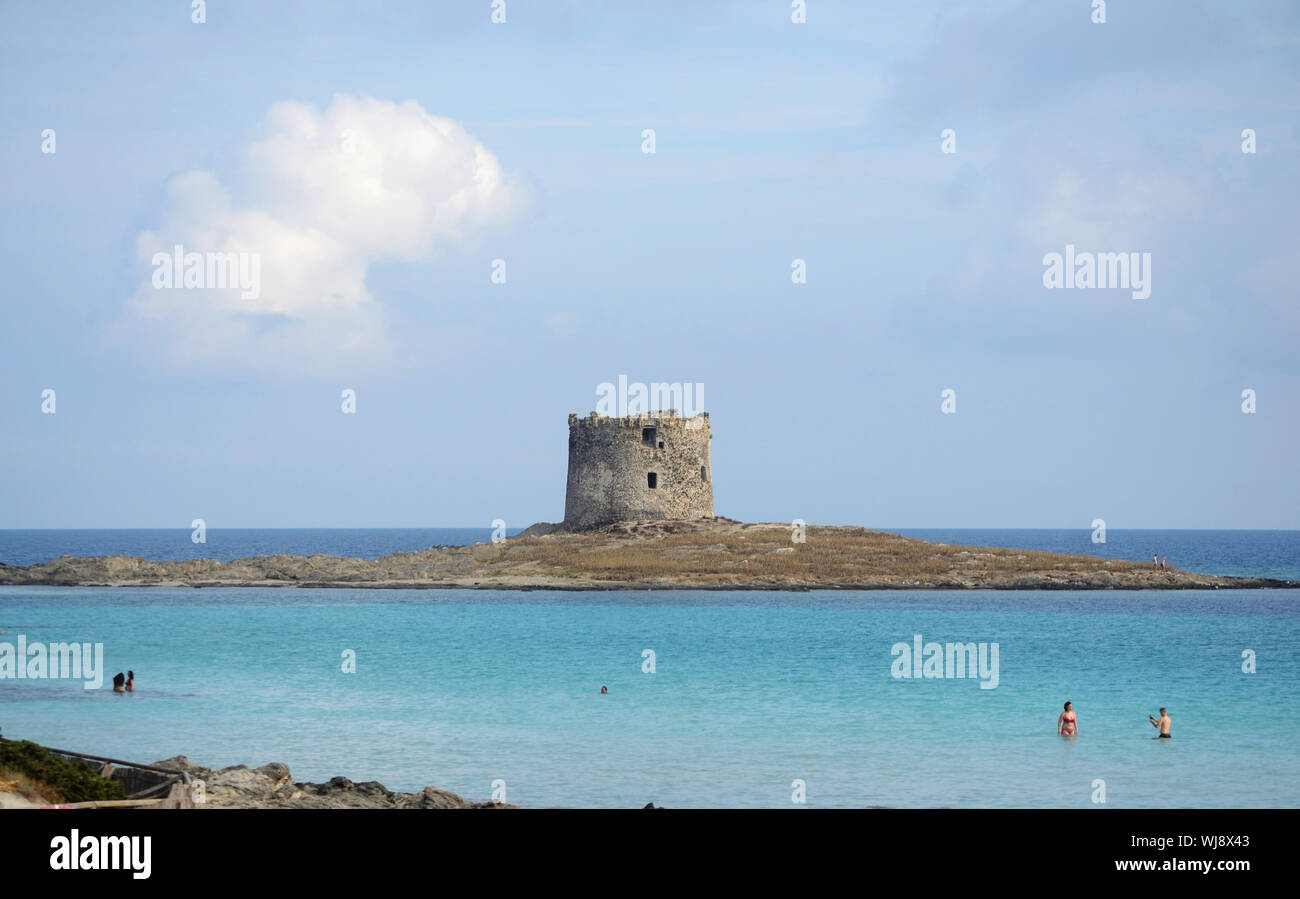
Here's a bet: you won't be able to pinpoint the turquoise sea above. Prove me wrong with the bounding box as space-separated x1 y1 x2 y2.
2 579 1298 808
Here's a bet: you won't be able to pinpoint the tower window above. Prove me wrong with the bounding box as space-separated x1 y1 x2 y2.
647 472 658 489
642 426 657 445
701 466 707 482
658 440 664 449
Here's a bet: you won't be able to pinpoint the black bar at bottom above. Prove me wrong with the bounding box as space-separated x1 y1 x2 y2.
1 808 1285 886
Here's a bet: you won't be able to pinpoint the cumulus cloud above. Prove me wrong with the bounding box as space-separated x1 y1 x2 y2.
126 94 521 375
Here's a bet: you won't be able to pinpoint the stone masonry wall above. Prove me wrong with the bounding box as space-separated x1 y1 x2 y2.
562 411 713 530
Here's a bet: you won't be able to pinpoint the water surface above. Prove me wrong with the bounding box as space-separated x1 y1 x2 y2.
2 586 1296 808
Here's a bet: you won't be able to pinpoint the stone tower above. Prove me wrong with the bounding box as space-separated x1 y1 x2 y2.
563 410 713 531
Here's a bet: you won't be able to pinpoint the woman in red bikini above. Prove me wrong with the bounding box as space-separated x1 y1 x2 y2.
1057 701 1078 737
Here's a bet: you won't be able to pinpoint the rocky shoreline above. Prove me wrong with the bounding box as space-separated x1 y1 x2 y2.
0 519 1294 591
152 756 511 809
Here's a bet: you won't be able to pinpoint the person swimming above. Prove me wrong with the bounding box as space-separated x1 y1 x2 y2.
125 670 135 692
600 685 608 694
112 672 125 693
1057 701 1078 736
1149 707 1172 738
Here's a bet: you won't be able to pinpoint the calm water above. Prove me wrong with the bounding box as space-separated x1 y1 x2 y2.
2 528 1297 581
896 529 1300 582
0 529 511 566
1 587 1297 808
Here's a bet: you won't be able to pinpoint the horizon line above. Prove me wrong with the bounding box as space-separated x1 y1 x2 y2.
1 525 1298 533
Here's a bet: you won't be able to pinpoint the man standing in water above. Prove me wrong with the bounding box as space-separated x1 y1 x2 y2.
1149 707 1172 738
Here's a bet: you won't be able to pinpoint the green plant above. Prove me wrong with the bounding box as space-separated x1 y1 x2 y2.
0 740 126 803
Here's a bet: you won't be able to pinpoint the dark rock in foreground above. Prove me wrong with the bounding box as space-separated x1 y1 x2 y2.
152 756 511 809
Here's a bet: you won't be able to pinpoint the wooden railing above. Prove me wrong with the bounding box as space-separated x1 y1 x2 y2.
0 736 195 808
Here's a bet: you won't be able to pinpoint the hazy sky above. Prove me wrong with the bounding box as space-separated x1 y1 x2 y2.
1 0 1297 529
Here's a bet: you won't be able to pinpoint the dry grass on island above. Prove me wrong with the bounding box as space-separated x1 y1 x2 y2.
0 518 1293 590
488 519 1291 590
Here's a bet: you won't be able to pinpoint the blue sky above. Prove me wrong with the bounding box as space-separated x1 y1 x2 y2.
1 0 1297 529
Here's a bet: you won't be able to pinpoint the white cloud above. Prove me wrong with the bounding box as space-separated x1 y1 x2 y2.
1022 167 1206 251
126 94 521 375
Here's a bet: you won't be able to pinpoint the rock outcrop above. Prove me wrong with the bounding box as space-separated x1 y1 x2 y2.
151 756 510 809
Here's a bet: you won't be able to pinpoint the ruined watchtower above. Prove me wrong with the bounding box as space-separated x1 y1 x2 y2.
563 410 713 531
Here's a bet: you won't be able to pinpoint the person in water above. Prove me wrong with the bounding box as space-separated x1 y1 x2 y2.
600 685 608 694
125 670 135 692
1149 707 1172 738
112 672 125 693
1057 701 1078 736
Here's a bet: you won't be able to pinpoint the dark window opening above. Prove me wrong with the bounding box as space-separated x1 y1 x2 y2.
658 440 664 449
701 466 707 482
642 426 657 446
647 472 658 489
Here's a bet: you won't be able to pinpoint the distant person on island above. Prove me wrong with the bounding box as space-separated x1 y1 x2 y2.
600 685 608 694
126 670 135 692
1160 557 1168 570
1149 708 1172 738
1057 701 1078 736
112 672 125 693
1153 554 1159 569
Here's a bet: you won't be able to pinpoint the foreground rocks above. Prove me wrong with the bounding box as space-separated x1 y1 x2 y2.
0 519 1294 591
151 757 511 809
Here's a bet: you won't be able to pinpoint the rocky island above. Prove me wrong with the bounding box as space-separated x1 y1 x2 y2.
0 519 1293 590
6 413 1290 591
